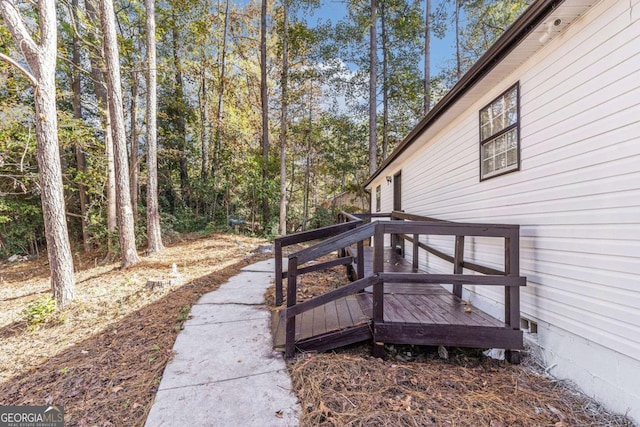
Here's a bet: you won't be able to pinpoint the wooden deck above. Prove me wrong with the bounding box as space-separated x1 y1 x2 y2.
272 248 523 354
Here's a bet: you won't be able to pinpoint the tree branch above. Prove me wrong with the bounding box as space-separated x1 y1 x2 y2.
0 52 38 86
38 0 57 54
0 1 39 59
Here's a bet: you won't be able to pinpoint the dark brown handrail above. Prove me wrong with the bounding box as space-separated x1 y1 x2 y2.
284 222 378 358
274 214 364 305
277 214 525 361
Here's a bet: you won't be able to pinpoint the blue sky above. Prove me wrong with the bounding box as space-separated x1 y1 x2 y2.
300 0 457 76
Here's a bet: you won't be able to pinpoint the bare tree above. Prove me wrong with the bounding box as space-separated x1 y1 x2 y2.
380 0 389 160
213 0 230 179
424 0 431 114
98 0 140 267
0 0 75 307
260 0 270 228
369 0 378 175
130 69 140 216
145 0 164 253
68 0 91 252
85 0 118 239
278 0 289 236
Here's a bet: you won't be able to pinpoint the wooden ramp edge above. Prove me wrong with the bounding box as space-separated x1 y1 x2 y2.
271 294 372 353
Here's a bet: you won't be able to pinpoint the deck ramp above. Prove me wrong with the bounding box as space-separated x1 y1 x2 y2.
272 248 522 354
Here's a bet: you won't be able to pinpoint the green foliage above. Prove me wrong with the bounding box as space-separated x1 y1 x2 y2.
21 296 57 330
309 207 335 229
0 198 43 258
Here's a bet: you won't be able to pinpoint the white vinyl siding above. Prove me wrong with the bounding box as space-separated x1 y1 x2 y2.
378 0 640 370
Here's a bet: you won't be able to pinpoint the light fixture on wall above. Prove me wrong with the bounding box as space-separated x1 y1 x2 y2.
539 18 562 44
386 176 392 184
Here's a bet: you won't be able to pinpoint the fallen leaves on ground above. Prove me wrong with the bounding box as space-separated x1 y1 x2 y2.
0 233 269 426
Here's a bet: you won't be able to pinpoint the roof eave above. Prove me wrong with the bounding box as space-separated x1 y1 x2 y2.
363 0 565 189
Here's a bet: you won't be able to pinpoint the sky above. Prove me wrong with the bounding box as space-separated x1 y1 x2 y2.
299 0 457 76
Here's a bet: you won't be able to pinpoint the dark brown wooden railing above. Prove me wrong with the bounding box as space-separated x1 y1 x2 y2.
284 222 378 357
274 211 372 305
276 212 525 360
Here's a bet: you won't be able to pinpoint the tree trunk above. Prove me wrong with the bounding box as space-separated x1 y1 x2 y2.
105 111 117 234
199 59 209 181
213 0 230 179
381 0 389 160
302 134 311 232
0 0 76 308
278 0 289 236
369 0 378 175
455 0 461 81
36 76 76 305
130 69 139 217
86 0 117 236
145 0 164 253
170 23 191 208
99 0 140 267
424 0 431 114
260 0 270 229
71 0 90 252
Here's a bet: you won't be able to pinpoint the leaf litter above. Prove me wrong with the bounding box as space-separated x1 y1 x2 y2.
0 233 269 426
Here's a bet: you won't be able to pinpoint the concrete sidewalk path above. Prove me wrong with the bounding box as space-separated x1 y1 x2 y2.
145 258 300 427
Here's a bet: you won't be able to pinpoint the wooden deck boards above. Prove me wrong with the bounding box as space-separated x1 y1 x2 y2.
272 246 522 353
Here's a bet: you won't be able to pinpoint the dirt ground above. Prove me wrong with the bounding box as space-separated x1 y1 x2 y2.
0 238 635 426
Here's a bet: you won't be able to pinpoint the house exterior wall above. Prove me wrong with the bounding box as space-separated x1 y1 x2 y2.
369 0 640 421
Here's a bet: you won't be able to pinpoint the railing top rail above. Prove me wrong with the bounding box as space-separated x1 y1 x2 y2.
289 221 376 265
286 275 380 318
379 220 520 237
275 218 362 247
390 211 450 222
338 211 363 222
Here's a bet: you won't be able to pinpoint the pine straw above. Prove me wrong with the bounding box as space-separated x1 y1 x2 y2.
267 253 635 427
289 346 635 427
0 233 269 426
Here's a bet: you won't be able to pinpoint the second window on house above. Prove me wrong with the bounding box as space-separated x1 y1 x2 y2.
479 83 520 180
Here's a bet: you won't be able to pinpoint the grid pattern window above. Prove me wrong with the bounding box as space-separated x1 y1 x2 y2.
375 185 381 212
480 83 520 179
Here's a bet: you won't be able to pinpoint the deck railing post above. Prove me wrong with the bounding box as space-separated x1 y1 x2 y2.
285 256 298 359
372 223 386 358
505 230 522 364
412 234 419 271
453 235 465 298
505 232 521 328
275 239 284 306
372 275 385 358
357 239 365 280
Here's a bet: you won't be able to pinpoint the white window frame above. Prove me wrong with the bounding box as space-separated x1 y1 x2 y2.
479 83 520 180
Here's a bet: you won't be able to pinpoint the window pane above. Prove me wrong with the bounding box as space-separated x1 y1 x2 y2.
484 140 494 158
480 84 519 178
484 158 494 174
507 129 517 148
507 148 517 166
496 135 506 154
481 123 491 141
480 110 489 127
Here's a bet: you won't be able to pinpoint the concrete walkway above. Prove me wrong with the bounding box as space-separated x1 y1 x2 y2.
145 259 300 427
